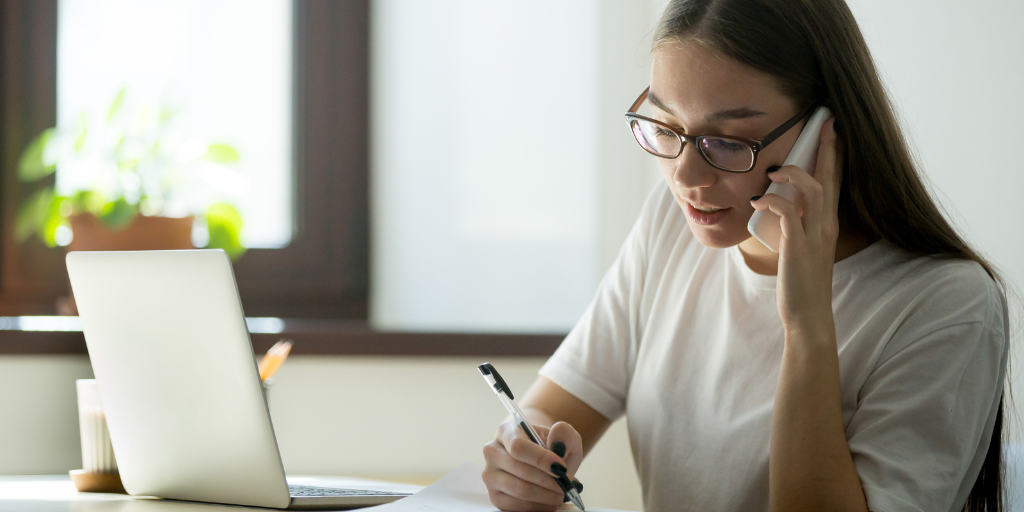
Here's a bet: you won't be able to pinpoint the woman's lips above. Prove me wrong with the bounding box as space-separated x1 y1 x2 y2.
685 202 730 226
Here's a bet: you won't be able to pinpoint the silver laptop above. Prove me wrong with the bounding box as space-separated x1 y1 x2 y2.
66 249 412 509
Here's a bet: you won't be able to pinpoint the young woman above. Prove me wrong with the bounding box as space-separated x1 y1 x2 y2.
481 1 1010 511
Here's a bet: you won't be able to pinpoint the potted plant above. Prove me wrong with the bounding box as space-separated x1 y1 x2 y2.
15 89 247 313
15 88 247 258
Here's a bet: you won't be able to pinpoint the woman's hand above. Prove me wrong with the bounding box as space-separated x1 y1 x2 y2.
750 118 841 337
482 419 583 511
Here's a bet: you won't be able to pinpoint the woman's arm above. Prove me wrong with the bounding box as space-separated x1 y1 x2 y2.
519 377 613 455
482 377 612 511
770 326 867 511
751 118 868 511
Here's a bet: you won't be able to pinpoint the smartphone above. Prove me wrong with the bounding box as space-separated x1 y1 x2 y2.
746 106 834 252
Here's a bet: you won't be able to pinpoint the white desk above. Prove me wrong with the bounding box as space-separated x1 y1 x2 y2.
0 475 424 512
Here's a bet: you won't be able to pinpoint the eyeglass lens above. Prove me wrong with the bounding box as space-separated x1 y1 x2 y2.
630 118 755 171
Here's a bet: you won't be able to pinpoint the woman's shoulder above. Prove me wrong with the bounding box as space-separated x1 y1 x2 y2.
855 240 1007 333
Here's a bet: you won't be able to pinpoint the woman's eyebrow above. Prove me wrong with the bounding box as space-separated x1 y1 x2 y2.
705 107 768 122
647 91 768 122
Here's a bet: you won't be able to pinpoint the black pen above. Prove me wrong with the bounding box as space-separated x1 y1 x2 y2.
477 362 585 511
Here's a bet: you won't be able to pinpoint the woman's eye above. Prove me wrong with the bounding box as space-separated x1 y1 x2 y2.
704 138 746 152
653 126 675 138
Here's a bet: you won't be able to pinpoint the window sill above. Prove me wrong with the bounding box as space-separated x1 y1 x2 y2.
0 317 565 356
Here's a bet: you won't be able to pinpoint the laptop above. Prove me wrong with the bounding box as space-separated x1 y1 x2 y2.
66 249 412 509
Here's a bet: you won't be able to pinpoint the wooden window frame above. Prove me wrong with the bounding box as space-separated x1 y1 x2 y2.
0 0 565 357
0 0 368 319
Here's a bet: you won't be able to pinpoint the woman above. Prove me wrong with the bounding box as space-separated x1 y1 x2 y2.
481 0 1011 511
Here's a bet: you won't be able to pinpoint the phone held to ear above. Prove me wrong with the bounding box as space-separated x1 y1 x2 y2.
746 106 834 252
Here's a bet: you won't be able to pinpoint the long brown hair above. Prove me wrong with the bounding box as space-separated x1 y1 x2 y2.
653 0 1009 510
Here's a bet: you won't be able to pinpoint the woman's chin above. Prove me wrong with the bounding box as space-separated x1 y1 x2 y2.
687 221 748 249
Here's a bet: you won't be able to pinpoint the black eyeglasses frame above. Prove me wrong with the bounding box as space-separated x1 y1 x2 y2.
624 86 818 173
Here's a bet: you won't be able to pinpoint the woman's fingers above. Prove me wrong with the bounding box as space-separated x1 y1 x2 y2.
765 165 823 236
502 428 567 479
546 421 584 475
482 419 578 510
483 440 564 493
751 193 804 244
813 118 841 219
482 468 565 508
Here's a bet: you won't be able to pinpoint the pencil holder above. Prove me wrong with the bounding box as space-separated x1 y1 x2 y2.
262 378 275 407
71 379 125 493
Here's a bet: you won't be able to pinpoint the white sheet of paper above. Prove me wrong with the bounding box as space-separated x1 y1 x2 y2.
365 461 636 512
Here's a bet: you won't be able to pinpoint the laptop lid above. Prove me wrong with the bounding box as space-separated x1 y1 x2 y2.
67 250 291 508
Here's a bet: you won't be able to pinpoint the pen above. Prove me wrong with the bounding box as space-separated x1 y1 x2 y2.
477 362 585 511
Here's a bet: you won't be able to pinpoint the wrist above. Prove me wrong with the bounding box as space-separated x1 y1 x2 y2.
784 320 836 349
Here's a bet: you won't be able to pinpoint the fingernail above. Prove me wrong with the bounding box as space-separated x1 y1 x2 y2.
750 195 761 202
564 495 571 503
550 462 567 477
766 166 781 174
550 441 566 458
574 481 583 493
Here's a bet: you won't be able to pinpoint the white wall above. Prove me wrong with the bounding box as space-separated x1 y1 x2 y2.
370 0 663 333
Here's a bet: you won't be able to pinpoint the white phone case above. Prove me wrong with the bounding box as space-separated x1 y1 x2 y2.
746 106 833 252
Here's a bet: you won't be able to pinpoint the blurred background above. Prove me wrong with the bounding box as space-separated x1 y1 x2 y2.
0 1 1021 510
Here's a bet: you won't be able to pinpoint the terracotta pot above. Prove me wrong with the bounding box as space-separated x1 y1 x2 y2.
68 214 194 252
58 214 195 315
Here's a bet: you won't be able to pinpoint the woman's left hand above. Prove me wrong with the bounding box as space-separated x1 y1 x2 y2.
750 118 840 337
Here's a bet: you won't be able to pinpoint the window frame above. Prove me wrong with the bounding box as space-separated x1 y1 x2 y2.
0 0 369 319
0 0 566 357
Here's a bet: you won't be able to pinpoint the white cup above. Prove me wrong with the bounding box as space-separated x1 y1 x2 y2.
76 379 118 473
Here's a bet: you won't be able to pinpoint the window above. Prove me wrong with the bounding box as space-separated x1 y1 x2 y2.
57 0 294 249
1 0 369 319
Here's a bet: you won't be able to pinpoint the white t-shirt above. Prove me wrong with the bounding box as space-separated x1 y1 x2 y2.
539 184 1008 512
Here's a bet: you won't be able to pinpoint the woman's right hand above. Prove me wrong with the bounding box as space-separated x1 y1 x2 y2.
482 419 584 511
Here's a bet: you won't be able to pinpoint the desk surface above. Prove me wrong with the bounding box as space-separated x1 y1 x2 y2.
0 474 424 511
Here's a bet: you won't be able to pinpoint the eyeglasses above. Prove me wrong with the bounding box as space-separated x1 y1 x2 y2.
624 86 816 173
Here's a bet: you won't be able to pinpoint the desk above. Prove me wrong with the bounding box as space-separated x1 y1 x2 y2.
0 474 424 511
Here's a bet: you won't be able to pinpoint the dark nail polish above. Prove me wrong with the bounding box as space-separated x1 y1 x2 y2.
766 166 781 174
574 481 583 493
550 462 567 477
564 495 571 503
750 195 761 202
550 441 566 458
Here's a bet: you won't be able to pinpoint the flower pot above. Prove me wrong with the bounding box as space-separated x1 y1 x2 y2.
58 214 195 315
67 214 194 252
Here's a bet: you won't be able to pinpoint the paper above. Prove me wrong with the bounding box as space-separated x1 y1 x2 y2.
365 461 636 512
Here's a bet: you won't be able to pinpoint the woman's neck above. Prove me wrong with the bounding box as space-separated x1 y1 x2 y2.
736 228 880 276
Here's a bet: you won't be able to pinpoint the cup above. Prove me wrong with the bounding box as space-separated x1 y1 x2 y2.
262 378 275 407
76 379 118 473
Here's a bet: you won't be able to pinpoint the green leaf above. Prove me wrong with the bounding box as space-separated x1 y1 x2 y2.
107 87 126 122
204 143 240 164
98 198 137 230
17 128 57 182
69 190 106 216
205 202 246 259
40 197 69 247
15 187 56 243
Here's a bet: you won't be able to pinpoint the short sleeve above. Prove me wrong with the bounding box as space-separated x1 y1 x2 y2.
538 185 668 421
846 265 1009 512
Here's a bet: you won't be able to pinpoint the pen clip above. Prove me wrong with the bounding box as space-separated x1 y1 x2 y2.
477 362 514 400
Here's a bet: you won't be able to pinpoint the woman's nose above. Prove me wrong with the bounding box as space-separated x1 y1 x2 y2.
671 144 718 188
